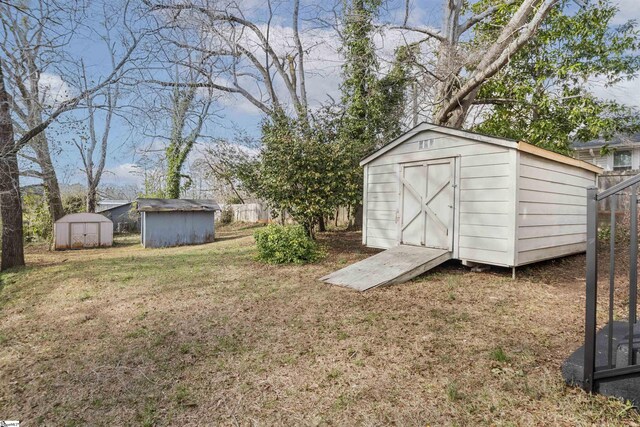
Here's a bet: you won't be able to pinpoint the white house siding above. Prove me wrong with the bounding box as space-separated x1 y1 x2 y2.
575 146 640 172
575 150 611 170
365 130 515 266
516 152 596 265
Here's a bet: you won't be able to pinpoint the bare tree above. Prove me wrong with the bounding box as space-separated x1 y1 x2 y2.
132 55 217 199
163 62 215 198
143 0 323 124
0 0 77 222
0 0 148 270
73 6 126 212
76 61 120 212
195 138 256 204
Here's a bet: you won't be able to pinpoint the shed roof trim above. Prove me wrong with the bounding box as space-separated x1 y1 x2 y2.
136 198 221 212
517 141 602 174
56 213 113 223
360 122 603 174
359 122 518 166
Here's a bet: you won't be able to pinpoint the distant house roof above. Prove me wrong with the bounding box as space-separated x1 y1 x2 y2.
96 200 132 212
136 198 221 212
573 133 640 150
98 201 133 213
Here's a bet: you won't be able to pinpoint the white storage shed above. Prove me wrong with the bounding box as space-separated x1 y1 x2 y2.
54 213 113 250
360 122 602 269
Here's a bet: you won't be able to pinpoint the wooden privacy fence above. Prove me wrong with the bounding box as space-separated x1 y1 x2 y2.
226 203 271 223
222 203 352 226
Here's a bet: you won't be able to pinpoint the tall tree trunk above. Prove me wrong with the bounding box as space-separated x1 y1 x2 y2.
23 39 65 223
433 0 463 123
347 205 363 231
32 133 65 221
317 215 326 232
0 63 25 270
165 162 182 199
87 180 97 213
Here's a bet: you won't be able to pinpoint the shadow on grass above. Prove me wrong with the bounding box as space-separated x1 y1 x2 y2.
113 234 141 248
316 230 380 256
0 232 260 306
214 233 250 243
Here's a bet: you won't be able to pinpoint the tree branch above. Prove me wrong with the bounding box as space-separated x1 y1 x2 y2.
436 0 560 124
457 0 519 36
387 25 447 43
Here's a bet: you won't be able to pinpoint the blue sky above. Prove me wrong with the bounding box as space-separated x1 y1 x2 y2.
20 0 640 190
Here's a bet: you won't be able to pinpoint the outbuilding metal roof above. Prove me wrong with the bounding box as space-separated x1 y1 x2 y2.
97 201 133 213
56 213 113 223
136 198 221 212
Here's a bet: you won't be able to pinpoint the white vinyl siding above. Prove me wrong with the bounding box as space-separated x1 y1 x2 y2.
575 149 610 170
366 130 515 266
516 152 596 265
575 147 640 172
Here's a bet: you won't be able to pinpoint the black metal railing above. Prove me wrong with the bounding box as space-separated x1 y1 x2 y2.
583 174 640 392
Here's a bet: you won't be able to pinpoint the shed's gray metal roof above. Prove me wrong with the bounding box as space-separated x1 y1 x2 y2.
136 198 221 212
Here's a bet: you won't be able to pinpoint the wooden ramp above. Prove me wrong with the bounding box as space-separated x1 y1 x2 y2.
321 245 452 291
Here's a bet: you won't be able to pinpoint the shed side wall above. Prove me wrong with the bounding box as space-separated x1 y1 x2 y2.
516 152 597 265
100 222 113 246
54 223 69 249
366 130 515 266
143 211 215 248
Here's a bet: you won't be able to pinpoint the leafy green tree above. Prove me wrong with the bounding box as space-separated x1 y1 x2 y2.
472 0 640 153
338 0 412 220
242 112 343 236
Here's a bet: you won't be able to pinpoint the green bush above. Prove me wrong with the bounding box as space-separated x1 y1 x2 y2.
254 224 322 264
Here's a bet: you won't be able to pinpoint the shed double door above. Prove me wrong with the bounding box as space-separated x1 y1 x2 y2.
70 222 100 248
399 158 455 250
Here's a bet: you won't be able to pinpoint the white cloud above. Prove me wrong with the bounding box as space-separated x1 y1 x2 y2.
589 76 640 108
612 0 640 25
102 163 144 186
38 73 73 106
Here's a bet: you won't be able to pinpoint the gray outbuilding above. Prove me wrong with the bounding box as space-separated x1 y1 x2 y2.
98 201 139 233
137 199 221 248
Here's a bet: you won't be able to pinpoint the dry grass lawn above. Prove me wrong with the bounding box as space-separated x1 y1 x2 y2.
1 224 639 426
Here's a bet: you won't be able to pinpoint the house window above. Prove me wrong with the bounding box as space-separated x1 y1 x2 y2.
613 150 632 171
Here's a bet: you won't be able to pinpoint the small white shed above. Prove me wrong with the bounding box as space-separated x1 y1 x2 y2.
360 122 602 269
54 213 113 250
